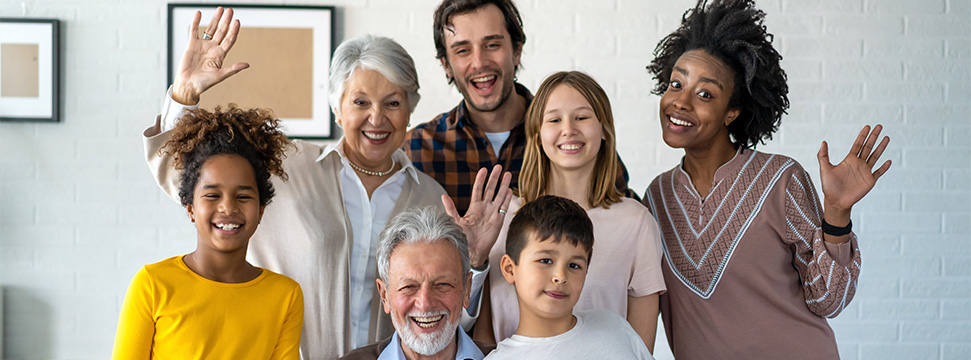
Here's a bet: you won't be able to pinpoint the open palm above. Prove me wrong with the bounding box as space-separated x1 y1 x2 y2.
817 125 892 212
442 165 513 268
172 7 249 105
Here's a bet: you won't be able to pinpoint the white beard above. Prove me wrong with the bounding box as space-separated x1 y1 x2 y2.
390 308 460 356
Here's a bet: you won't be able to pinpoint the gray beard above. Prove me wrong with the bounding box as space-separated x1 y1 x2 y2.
389 307 461 356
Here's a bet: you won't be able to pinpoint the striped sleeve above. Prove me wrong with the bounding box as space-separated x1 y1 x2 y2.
783 166 861 318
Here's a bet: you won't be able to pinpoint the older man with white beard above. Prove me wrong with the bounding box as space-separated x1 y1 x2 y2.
341 208 495 360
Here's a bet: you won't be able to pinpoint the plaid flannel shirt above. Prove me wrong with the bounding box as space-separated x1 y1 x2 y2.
404 83 638 215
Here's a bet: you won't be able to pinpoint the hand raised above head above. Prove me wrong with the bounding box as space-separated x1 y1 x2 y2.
442 165 513 269
817 124 892 214
172 7 250 105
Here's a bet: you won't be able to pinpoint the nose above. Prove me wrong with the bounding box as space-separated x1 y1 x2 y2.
368 103 386 127
470 48 486 71
218 197 238 215
414 285 433 310
673 89 692 111
561 118 579 136
552 266 568 285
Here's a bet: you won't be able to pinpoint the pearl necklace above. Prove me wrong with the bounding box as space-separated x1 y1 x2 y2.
347 158 396 177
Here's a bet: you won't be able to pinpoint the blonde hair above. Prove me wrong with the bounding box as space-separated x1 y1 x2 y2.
519 71 622 209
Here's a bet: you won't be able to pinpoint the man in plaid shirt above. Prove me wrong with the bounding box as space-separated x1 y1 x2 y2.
406 0 636 215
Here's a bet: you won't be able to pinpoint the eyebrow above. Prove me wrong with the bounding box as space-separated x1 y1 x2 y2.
448 34 505 49
545 106 594 115
201 184 256 190
674 66 724 90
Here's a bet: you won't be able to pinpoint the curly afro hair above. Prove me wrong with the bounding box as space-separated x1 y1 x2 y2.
161 105 291 207
647 0 789 149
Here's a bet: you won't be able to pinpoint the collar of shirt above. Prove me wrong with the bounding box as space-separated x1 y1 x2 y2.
377 329 485 360
319 137 422 184
445 82 534 132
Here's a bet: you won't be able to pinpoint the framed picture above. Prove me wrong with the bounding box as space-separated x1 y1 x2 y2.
168 4 335 139
0 18 60 122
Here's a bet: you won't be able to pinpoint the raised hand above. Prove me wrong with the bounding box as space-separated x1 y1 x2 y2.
172 7 249 105
442 165 513 268
817 124 892 216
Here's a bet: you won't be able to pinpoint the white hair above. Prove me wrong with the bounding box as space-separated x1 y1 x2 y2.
377 207 471 284
328 34 421 116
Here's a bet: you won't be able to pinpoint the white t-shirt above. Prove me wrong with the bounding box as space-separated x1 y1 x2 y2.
484 309 655 359
484 131 510 155
488 196 667 341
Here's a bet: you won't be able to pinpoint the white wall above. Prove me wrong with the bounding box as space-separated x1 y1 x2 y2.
1 0 968 359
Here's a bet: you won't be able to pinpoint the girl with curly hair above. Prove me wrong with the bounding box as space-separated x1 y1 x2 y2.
113 106 303 359
641 0 891 358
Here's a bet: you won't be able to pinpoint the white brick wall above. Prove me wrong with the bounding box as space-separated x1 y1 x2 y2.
1 0 967 359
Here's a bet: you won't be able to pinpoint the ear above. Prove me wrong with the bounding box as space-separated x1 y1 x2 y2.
258 206 265 224
462 271 473 310
185 204 195 223
500 254 517 285
376 278 392 314
439 57 453 82
724 108 740 127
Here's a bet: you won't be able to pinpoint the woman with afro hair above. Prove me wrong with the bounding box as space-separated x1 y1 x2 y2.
641 0 891 358
114 106 303 359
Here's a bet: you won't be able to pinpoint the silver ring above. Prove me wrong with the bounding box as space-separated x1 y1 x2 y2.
498 209 507 214
201 33 213 40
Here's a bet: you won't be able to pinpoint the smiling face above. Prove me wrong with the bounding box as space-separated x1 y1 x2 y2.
500 234 588 325
377 240 471 357
659 49 740 152
185 154 265 255
440 3 522 113
539 84 603 177
337 67 410 170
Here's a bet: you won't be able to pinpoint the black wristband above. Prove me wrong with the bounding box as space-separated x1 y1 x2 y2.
822 219 852 236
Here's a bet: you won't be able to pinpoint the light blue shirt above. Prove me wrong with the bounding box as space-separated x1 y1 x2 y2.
377 329 485 360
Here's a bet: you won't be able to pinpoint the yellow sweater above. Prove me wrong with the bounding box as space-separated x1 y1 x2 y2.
112 256 303 359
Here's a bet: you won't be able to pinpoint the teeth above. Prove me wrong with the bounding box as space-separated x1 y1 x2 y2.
471 75 496 83
559 144 581 150
670 117 693 127
215 223 241 231
363 132 389 140
411 314 444 328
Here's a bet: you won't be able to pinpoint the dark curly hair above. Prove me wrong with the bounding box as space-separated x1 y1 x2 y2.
433 0 526 84
647 0 789 149
161 105 291 207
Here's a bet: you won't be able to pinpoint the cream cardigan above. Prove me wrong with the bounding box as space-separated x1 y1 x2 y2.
144 121 447 359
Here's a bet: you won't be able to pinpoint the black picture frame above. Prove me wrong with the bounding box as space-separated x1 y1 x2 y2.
0 18 60 122
167 4 336 139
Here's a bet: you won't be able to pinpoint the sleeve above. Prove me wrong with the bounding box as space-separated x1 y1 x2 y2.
111 267 156 360
461 264 489 330
271 283 305 360
159 86 198 133
628 208 667 297
783 166 861 318
143 129 184 204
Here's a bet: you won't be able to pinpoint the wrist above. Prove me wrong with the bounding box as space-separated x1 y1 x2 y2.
171 83 200 105
823 201 851 227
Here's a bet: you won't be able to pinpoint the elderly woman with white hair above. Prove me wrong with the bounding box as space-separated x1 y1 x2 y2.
141 8 512 359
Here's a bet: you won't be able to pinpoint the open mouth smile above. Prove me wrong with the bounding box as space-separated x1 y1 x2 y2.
410 314 445 329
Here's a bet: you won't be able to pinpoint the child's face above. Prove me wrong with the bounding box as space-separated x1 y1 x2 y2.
501 234 589 322
185 154 264 255
540 84 603 174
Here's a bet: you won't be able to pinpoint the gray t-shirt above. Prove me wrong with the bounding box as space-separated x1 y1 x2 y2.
484 309 654 359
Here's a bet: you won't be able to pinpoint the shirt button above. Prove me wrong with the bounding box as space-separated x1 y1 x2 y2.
352 321 358 327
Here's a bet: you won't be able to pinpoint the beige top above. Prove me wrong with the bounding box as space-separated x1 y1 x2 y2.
643 148 860 360
487 196 667 341
144 121 447 359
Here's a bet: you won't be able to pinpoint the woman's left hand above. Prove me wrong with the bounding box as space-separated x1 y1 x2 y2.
817 124 892 215
442 165 513 269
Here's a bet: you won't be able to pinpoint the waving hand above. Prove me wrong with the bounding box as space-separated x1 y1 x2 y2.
172 7 249 105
